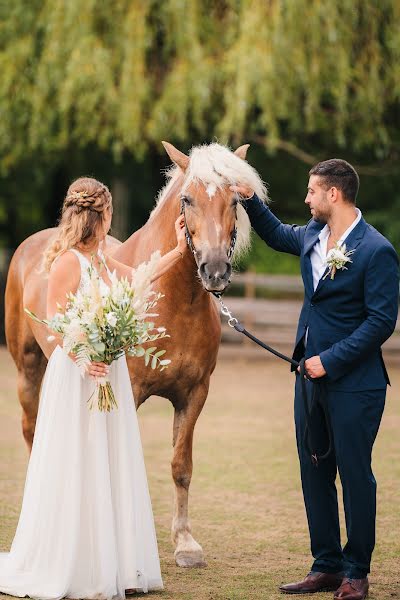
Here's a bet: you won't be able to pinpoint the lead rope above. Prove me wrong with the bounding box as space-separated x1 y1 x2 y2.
215 294 333 467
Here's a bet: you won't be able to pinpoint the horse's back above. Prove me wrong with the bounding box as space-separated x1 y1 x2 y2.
5 229 56 365
5 229 121 363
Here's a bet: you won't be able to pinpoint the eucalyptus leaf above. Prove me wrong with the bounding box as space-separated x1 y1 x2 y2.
93 342 106 353
145 347 157 355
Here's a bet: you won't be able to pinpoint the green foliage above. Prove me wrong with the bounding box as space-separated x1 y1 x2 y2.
0 1 399 270
1 0 399 174
236 235 300 274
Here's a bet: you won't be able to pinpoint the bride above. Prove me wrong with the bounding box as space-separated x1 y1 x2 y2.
0 177 187 600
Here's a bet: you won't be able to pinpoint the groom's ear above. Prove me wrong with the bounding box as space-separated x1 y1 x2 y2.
329 186 340 203
162 141 190 171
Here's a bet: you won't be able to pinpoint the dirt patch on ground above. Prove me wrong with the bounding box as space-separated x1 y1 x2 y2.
1 348 399 600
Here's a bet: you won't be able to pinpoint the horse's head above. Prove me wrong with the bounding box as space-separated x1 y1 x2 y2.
160 141 268 293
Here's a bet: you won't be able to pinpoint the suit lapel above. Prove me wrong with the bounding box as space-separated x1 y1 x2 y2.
303 253 314 296
304 229 323 256
312 217 368 298
302 226 324 296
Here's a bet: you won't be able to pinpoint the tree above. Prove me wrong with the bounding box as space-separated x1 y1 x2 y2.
1 0 399 171
0 1 399 253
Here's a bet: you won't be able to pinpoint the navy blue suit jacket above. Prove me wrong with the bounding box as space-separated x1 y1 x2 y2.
244 196 399 392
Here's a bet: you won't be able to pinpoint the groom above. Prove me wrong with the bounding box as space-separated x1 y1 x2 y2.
232 159 399 600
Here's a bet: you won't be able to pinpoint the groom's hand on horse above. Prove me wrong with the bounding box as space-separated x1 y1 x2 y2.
229 184 254 199
298 356 327 379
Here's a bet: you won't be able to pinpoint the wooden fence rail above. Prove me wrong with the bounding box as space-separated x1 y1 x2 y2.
1 255 399 363
218 272 400 364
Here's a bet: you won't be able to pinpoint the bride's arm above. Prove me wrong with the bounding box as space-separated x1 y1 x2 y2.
46 252 108 378
104 215 187 283
46 252 80 320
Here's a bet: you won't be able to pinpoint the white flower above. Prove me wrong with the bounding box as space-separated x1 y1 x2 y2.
106 312 118 327
324 242 356 280
81 310 96 325
327 245 351 263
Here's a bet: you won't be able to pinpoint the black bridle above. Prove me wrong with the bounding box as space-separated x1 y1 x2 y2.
179 195 238 267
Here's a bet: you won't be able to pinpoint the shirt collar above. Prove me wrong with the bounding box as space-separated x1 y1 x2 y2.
318 208 362 244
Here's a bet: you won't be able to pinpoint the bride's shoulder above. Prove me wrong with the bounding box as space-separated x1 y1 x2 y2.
49 251 81 281
47 251 81 310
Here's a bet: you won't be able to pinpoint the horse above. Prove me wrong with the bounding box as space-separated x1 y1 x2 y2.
4 141 268 567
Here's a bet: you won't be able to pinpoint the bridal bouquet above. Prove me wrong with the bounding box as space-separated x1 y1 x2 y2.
25 251 170 412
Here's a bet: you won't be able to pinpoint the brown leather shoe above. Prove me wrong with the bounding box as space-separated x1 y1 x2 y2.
279 571 344 594
334 577 369 600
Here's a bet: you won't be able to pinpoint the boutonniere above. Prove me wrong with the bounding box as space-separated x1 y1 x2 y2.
323 242 355 280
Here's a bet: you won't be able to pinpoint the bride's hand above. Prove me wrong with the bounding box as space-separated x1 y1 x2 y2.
174 215 187 253
86 361 110 378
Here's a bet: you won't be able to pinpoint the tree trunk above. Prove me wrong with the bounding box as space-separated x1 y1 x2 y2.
111 177 130 242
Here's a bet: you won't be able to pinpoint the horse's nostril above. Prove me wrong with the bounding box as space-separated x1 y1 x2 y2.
200 263 215 281
200 261 232 283
200 264 213 280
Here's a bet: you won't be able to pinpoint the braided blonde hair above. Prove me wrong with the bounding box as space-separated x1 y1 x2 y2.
42 177 113 273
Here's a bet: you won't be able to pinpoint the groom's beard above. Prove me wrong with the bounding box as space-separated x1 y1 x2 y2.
311 200 331 224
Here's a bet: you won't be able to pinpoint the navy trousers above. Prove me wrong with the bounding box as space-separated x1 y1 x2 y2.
294 374 385 578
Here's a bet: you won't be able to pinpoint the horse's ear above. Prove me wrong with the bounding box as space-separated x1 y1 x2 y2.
162 141 190 171
234 144 250 160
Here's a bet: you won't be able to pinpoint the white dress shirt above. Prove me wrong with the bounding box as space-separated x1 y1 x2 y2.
310 208 362 291
304 208 362 349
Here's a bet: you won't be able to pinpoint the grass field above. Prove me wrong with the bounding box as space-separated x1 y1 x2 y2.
0 347 399 600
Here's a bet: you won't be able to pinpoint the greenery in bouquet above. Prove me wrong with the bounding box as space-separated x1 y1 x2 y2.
25 251 170 411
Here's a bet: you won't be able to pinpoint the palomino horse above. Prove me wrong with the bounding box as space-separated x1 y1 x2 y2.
5 141 267 567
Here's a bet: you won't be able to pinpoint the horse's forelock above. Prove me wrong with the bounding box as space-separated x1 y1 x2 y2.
183 144 268 202
152 143 268 257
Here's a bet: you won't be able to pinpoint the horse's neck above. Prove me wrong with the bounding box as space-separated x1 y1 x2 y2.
118 191 207 303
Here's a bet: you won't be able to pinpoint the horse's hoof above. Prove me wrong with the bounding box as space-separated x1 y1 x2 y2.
174 549 207 568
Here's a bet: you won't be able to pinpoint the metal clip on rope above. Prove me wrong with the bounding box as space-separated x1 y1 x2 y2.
218 298 239 328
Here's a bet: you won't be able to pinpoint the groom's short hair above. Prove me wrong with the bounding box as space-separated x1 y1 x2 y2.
309 159 359 204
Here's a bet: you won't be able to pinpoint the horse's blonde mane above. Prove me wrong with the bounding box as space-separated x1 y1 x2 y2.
151 143 269 258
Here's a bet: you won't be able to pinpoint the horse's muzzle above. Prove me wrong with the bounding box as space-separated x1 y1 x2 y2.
199 259 232 292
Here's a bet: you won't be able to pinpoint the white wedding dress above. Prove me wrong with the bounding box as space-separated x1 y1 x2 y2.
0 249 163 599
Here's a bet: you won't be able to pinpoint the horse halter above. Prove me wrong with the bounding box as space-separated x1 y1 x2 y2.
179 196 238 267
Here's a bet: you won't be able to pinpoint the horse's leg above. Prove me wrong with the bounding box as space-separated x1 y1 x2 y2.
17 338 47 451
171 382 208 568
6 266 47 452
